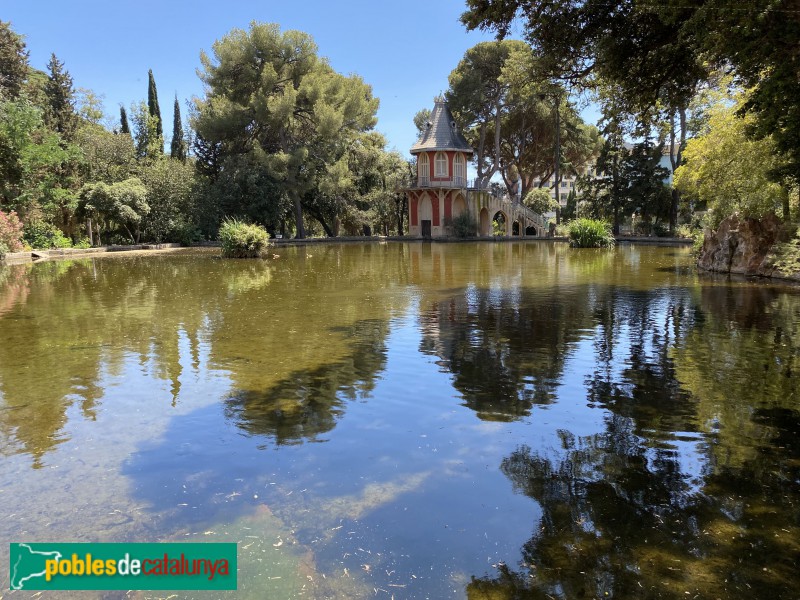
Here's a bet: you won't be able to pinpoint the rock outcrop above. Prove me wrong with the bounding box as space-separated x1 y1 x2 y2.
697 213 786 277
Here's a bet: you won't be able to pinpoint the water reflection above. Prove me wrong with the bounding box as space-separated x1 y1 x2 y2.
224 319 390 445
2 244 800 599
0 247 411 466
458 275 800 599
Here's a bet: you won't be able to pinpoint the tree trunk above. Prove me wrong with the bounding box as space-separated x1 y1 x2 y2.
668 108 687 234
293 196 306 239
304 205 335 237
783 187 791 221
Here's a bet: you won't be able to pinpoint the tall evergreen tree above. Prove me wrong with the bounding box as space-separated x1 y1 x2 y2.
44 53 77 140
119 105 130 135
0 20 29 99
170 95 186 162
147 69 163 151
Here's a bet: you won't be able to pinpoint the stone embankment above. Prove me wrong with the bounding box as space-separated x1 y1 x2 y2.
2 243 184 263
697 213 800 281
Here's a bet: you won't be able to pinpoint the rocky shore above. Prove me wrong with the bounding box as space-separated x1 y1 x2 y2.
697 213 800 281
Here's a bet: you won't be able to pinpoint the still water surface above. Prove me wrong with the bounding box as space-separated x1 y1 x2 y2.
0 242 799 599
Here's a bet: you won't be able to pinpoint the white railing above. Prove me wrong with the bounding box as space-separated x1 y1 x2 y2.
516 203 549 231
413 176 467 188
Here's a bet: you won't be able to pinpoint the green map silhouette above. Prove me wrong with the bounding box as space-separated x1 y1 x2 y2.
10 543 62 590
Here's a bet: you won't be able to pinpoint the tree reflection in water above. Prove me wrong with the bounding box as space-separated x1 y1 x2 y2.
453 281 800 599
224 319 390 445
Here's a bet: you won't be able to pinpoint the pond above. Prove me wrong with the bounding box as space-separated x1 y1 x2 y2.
0 242 799 599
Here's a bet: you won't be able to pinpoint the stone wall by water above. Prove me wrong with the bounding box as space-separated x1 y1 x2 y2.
697 212 800 280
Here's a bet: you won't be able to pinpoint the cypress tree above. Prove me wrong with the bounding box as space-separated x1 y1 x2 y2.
170 95 187 162
119 106 130 134
147 69 163 148
0 20 28 99
44 53 77 140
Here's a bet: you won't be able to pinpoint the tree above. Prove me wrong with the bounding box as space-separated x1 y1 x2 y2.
75 88 104 125
147 69 163 150
674 86 786 226
461 0 800 189
0 98 79 218
77 178 149 243
0 21 28 100
447 41 600 197
447 41 522 188
140 158 195 242
581 138 670 234
130 101 162 160
43 53 77 140
193 22 379 238
412 108 431 135
119 106 130 134
170 96 186 162
76 120 135 183
523 187 558 215
622 141 672 230
562 188 577 221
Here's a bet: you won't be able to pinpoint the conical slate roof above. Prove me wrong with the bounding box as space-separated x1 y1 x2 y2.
410 98 473 154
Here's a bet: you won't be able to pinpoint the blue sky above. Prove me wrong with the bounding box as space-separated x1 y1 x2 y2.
3 0 508 158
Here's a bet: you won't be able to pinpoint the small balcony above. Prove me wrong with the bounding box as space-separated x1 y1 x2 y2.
411 176 467 189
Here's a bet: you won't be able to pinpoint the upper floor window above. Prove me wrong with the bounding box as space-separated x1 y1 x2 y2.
418 153 430 179
434 152 448 177
453 153 465 181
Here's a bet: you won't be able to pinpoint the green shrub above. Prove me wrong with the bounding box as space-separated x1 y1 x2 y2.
176 220 204 246
73 237 92 249
652 222 669 237
218 218 271 258
675 223 694 239
108 233 133 246
772 227 800 275
450 212 477 238
568 218 615 248
23 220 72 249
692 230 705 256
0 241 8 260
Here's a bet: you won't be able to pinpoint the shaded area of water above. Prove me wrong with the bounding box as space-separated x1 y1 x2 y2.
0 242 799 598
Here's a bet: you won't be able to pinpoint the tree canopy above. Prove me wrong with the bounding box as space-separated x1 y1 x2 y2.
674 86 787 225
193 21 379 238
446 40 601 197
461 0 800 187
0 20 28 100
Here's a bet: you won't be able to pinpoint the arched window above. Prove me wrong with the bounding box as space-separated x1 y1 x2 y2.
453 153 465 185
434 152 448 177
418 153 429 185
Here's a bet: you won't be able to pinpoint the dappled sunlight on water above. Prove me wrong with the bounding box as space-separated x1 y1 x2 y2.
1 242 800 598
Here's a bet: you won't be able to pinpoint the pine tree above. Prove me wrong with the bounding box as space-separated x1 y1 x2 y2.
119 106 130 134
0 20 29 99
147 69 163 152
44 53 77 140
170 95 186 162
